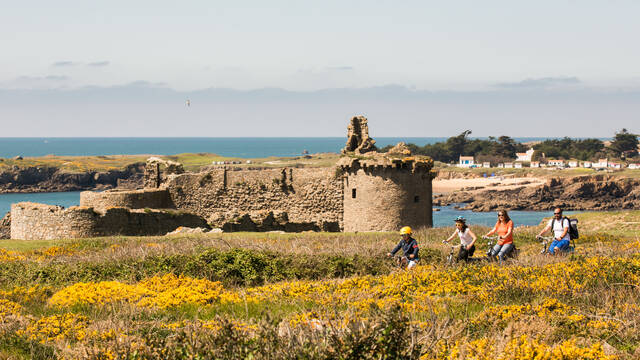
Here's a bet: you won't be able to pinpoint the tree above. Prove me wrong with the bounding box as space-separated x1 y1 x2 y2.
609 128 639 157
492 136 518 159
445 130 472 160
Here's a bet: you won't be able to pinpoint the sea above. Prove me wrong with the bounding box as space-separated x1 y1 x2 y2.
0 137 573 227
0 137 556 159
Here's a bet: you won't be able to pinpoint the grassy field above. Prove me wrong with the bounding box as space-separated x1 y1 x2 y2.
0 153 341 173
0 211 639 359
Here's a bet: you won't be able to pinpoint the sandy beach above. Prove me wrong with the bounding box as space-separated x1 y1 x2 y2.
433 176 545 194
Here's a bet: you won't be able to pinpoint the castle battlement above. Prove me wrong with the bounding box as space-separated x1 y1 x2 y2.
337 156 435 175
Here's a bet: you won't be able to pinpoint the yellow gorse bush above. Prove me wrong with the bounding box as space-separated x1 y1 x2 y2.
20 313 88 344
0 248 25 262
424 336 616 360
50 274 228 309
49 256 640 313
0 298 22 320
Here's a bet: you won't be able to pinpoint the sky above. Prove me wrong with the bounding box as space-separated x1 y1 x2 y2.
1 1 639 137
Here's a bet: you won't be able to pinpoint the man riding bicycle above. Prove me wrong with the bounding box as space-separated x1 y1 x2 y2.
537 207 570 255
387 226 420 269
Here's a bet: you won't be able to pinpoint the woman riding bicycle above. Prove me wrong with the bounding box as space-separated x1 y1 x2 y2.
484 210 514 263
443 216 477 262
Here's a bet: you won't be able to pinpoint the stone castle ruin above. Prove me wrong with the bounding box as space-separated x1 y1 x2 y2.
9 116 435 240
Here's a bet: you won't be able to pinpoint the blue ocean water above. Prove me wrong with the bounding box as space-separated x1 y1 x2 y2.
0 191 555 228
0 191 82 216
0 137 557 159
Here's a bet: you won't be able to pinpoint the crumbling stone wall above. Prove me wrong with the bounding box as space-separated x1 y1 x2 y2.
10 202 207 240
340 158 435 232
163 167 343 231
144 157 184 188
80 188 171 211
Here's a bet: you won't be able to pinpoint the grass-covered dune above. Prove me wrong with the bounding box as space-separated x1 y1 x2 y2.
1 211 640 359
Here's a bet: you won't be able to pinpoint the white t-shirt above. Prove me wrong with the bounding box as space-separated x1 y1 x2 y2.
456 228 474 247
548 218 570 241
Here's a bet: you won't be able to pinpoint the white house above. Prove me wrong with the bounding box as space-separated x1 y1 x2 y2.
594 159 608 168
609 162 622 169
482 162 491 168
516 148 535 162
530 161 540 168
504 162 514 168
458 156 475 168
547 159 565 167
628 163 640 169
568 160 578 168
497 163 505 168
514 162 523 169
582 161 592 168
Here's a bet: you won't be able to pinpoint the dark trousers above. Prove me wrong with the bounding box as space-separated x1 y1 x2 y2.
457 244 476 262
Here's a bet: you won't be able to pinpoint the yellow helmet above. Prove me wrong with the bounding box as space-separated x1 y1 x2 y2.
399 226 412 235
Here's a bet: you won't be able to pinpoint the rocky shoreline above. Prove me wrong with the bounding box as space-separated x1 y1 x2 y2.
0 163 145 194
435 174 640 211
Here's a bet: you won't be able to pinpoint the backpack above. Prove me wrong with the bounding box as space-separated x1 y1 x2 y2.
551 217 579 240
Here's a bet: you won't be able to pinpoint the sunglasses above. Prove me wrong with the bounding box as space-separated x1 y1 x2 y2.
554 212 562 215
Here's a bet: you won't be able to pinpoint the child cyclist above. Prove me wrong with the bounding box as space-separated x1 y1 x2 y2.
443 216 477 262
387 226 420 269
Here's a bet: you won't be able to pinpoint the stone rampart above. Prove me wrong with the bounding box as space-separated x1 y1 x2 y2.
80 189 171 211
10 202 207 240
163 167 343 231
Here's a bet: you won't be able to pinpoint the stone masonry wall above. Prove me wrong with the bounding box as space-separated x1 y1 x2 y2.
80 189 171 211
163 167 343 231
10 202 207 240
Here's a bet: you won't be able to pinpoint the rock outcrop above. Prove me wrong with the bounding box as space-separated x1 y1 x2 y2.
0 212 10 239
208 210 338 232
387 142 411 156
341 115 377 154
443 175 640 211
0 163 145 193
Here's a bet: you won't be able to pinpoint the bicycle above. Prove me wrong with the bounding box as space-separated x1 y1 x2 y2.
536 235 575 255
442 241 463 265
388 254 418 270
483 235 519 261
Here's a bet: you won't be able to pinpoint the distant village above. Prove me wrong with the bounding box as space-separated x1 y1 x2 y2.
456 148 640 170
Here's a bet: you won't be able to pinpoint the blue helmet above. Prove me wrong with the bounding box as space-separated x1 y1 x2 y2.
454 216 466 223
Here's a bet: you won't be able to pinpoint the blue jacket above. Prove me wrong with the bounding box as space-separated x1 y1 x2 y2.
390 237 419 260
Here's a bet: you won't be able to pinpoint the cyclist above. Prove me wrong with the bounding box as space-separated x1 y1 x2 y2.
537 207 570 255
387 226 420 269
443 216 477 262
484 210 514 262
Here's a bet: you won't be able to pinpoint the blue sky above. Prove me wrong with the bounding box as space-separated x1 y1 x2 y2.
1 1 639 136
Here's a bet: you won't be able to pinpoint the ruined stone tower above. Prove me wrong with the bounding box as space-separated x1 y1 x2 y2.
339 157 435 232
338 115 435 232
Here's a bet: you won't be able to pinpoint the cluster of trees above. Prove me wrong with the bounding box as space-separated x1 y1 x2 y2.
381 129 639 163
381 130 527 163
533 129 639 161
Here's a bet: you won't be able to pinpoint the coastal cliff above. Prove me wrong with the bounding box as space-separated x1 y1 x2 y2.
437 175 640 211
0 163 144 194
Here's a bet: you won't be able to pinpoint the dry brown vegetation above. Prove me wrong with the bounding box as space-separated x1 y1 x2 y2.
0 211 640 359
